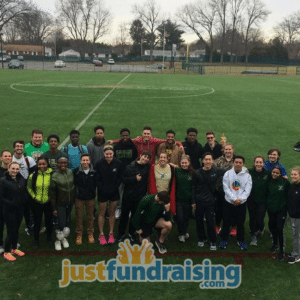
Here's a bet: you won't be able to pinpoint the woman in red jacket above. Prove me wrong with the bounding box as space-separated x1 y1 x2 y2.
148 152 176 215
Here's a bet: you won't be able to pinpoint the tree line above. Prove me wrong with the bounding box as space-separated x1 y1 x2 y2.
1 0 300 61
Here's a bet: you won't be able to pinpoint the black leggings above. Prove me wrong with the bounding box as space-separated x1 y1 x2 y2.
268 210 287 253
3 205 24 252
177 203 191 236
0 205 4 247
247 199 266 236
32 200 53 242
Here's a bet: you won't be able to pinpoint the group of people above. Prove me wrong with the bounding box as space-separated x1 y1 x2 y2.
0 126 299 265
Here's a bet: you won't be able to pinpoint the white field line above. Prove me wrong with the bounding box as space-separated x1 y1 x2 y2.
58 73 131 149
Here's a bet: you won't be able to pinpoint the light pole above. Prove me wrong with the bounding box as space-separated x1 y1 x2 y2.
162 22 165 71
0 32 3 69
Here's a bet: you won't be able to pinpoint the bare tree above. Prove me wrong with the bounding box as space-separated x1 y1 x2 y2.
13 9 53 44
0 0 31 32
229 0 245 62
177 1 217 62
57 0 111 56
115 22 129 57
2 21 19 42
133 0 160 62
243 0 270 62
275 13 300 45
213 0 229 62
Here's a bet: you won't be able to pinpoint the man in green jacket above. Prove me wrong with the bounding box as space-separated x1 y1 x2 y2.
132 191 172 254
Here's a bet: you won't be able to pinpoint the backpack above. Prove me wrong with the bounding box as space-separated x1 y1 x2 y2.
294 141 300 152
63 144 85 158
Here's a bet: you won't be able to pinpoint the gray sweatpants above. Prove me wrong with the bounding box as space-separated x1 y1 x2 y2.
290 218 300 258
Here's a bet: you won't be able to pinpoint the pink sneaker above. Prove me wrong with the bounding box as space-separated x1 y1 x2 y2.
99 235 107 246
230 227 237 236
108 233 115 244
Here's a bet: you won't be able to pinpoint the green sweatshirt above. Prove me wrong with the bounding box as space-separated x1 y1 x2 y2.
249 168 271 204
176 168 193 204
132 194 170 230
266 177 290 212
27 168 52 204
24 142 49 161
50 169 75 209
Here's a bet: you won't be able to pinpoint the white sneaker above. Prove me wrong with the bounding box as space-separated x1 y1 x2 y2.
178 235 185 243
210 243 217 251
55 240 62 251
61 238 69 248
17 243 21 249
250 236 257 246
185 233 190 240
115 208 121 219
0 246 4 254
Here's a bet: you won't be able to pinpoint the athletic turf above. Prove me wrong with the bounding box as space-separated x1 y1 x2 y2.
1 69 300 299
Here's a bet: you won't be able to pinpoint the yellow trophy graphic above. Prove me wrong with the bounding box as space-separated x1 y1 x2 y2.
117 239 155 265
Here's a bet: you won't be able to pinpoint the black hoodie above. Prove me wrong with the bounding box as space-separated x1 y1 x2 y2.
288 183 300 218
114 139 138 169
182 138 203 170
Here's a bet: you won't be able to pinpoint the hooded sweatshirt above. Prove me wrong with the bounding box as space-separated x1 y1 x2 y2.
222 166 252 205
86 137 107 166
114 139 138 169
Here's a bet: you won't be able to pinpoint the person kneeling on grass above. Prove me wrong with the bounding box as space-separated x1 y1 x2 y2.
287 167 300 264
0 162 27 261
50 157 75 251
132 191 172 254
74 154 96 245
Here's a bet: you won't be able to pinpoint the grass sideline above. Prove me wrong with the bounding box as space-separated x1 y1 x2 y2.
1 69 300 299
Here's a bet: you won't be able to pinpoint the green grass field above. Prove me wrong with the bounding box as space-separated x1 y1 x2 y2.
1 69 300 299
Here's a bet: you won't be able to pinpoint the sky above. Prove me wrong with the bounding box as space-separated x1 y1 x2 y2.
32 0 300 44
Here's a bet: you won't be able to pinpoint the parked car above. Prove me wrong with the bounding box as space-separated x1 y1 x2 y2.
54 60 66 68
8 59 24 69
0 55 11 62
107 59 115 65
147 63 167 69
17 56 24 61
93 59 103 66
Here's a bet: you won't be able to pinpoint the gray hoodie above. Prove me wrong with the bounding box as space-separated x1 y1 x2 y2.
86 137 107 166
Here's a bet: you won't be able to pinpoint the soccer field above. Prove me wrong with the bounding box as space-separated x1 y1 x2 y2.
1 69 300 299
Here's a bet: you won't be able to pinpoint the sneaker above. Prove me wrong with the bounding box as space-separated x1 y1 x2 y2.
0 246 4 254
17 243 20 249
219 240 228 249
11 249 25 257
178 235 185 243
128 233 136 243
215 226 221 235
39 227 46 235
237 241 248 251
155 240 167 254
55 240 62 251
278 252 285 261
250 236 257 246
197 240 207 247
108 233 115 244
99 235 107 246
270 244 279 254
61 238 69 248
115 208 121 219
76 236 82 245
25 227 33 236
4 253 16 261
230 227 237 236
287 256 300 264
185 233 190 240
88 235 95 244
210 243 217 251
116 234 126 242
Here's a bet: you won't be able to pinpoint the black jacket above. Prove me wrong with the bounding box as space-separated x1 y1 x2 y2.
182 138 203 170
0 172 27 209
114 139 138 169
74 166 97 200
192 167 225 205
122 160 151 201
95 157 123 197
288 183 300 218
203 141 223 160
